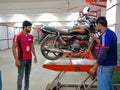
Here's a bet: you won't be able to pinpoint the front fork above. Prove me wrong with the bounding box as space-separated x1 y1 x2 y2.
44 33 61 48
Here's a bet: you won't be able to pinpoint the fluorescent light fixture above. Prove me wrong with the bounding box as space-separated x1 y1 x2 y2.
33 22 42 26
40 13 54 16
37 14 58 21
10 14 30 22
67 13 79 21
0 17 3 22
14 22 22 27
66 21 75 27
48 22 62 27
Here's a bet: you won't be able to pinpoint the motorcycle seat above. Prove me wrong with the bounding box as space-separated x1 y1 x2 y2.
43 26 68 35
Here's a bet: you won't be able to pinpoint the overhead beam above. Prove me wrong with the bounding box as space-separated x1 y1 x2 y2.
85 0 106 8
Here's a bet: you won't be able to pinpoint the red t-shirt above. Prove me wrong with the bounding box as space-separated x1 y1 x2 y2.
13 32 33 60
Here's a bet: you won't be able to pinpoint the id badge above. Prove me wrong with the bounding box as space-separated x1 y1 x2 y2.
26 46 30 51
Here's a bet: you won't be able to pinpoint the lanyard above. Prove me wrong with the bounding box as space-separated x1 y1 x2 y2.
24 36 29 43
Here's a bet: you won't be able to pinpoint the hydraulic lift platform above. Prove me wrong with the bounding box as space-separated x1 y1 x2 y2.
43 58 120 90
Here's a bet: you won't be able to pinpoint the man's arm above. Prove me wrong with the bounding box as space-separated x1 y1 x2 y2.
89 47 109 75
31 43 37 63
89 33 100 44
89 33 100 74
12 42 21 67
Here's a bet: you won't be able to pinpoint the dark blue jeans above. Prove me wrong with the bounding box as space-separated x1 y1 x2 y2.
17 60 32 90
0 70 2 90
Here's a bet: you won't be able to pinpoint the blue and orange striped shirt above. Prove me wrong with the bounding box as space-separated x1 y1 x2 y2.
97 28 117 66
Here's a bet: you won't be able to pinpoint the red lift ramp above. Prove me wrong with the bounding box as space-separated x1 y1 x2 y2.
43 58 120 90
43 59 96 72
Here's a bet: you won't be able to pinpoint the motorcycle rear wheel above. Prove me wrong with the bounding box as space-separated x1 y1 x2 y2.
40 35 63 60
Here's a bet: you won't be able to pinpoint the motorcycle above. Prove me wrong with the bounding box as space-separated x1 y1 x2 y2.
40 7 100 60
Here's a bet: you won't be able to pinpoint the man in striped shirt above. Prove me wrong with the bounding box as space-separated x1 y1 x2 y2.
89 16 117 90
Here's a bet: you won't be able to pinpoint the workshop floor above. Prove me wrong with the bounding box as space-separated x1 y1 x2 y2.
0 44 97 90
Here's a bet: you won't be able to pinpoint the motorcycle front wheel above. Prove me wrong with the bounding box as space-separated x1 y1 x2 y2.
40 35 63 60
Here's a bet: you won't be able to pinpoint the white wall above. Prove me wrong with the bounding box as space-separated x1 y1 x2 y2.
0 26 21 50
0 26 8 50
106 0 120 43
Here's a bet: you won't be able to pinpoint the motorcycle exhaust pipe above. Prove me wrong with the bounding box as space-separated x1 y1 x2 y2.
41 47 72 53
41 47 62 53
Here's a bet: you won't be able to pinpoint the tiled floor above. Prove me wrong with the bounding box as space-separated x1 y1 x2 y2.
0 44 97 90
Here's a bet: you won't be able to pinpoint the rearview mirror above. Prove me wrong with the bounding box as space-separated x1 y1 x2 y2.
83 6 90 14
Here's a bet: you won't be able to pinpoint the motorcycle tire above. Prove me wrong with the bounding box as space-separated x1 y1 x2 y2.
40 35 63 60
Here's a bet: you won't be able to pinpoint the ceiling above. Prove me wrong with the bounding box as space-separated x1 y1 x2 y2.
0 0 106 25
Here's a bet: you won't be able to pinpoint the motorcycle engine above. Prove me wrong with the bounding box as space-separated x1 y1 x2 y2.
70 43 80 53
70 40 88 53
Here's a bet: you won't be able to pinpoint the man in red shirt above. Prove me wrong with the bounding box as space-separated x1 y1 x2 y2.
12 20 37 90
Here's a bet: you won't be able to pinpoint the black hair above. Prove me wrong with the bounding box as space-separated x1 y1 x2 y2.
96 16 107 27
22 20 32 29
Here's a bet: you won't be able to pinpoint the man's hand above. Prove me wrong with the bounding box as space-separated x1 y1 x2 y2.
15 59 21 67
89 33 95 39
34 56 37 63
31 44 37 64
89 63 98 75
89 33 100 44
89 67 96 75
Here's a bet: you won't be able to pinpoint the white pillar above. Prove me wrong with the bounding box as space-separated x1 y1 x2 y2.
106 0 120 43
